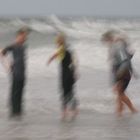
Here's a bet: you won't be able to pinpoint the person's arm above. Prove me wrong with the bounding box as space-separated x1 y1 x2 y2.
129 62 139 79
72 52 80 81
115 43 139 78
0 46 13 72
47 52 59 65
47 45 64 65
121 45 138 78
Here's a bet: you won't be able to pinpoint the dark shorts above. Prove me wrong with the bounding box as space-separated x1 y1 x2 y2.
61 69 77 110
61 83 78 110
114 70 131 92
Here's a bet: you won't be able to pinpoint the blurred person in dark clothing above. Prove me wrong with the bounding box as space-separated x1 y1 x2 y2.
48 33 79 120
0 27 30 119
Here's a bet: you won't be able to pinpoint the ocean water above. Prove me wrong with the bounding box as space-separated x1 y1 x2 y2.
0 16 140 115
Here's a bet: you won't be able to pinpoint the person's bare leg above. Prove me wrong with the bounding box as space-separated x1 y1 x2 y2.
116 95 124 116
121 94 138 114
72 99 79 119
70 107 79 120
61 107 68 120
114 83 124 116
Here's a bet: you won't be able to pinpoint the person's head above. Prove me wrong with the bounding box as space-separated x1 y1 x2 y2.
101 30 118 46
55 32 66 47
15 27 31 45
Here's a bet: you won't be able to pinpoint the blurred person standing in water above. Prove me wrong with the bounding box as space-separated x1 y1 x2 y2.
48 33 79 120
0 27 30 119
101 30 138 116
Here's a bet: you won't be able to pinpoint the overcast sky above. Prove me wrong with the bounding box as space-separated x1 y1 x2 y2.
0 0 140 17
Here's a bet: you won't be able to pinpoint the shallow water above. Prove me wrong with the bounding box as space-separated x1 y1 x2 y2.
0 17 140 139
